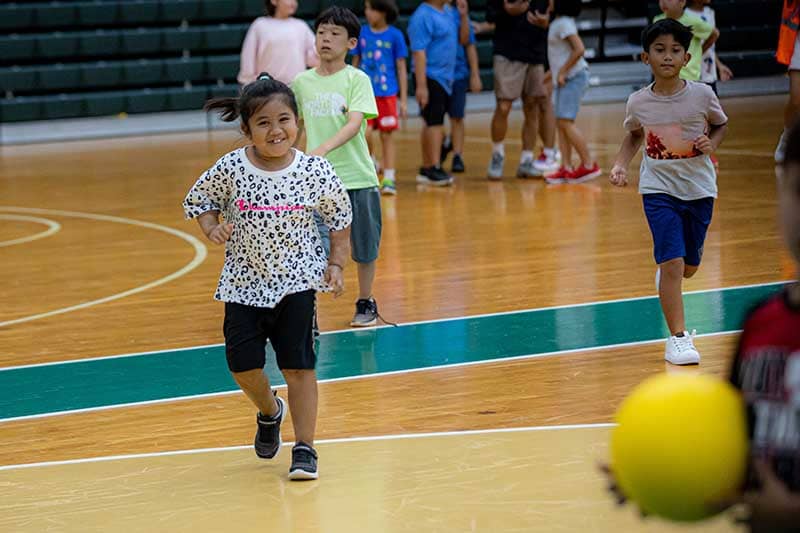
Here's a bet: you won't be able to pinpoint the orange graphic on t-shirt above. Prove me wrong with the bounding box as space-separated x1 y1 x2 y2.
645 124 703 160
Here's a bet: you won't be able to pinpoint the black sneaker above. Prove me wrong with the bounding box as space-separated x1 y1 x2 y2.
350 297 378 327
440 136 453 165
289 442 319 480
415 166 454 187
254 393 285 459
451 153 465 173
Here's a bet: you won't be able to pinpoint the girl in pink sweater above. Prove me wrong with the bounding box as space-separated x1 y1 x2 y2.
238 0 319 85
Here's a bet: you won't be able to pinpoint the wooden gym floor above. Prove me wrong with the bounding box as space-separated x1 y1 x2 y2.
0 94 792 532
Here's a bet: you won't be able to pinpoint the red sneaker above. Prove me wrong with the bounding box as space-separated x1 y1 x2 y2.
564 163 602 184
544 166 573 184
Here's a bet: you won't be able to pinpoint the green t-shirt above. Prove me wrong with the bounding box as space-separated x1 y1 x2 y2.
292 66 379 190
653 12 714 82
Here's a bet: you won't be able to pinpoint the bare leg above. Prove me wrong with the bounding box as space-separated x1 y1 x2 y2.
559 119 591 166
537 92 556 149
381 131 395 172
557 121 572 168
282 369 317 445
522 97 539 152
232 368 279 416
785 70 800 128
422 125 444 167
490 99 513 143
451 117 465 155
658 257 687 335
357 260 376 300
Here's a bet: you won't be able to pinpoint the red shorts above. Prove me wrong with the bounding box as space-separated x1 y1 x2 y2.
368 95 399 132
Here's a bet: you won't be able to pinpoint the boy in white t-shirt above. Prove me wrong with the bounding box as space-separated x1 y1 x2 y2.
609 19 728 366
686 0 733 95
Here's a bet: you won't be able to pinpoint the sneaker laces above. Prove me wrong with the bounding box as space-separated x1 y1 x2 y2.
357 298 398 327
672 330 697 352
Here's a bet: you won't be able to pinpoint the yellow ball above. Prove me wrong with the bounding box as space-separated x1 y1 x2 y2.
610 373 748 522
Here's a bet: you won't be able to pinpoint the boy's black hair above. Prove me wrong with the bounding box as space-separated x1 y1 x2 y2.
367 0 399 24
204 72 298 133
553 0 582 17
315 6 361 39
783 121 800 169
641 19 693 52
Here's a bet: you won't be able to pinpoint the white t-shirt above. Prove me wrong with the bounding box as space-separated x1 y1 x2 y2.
547 16 588 79
183 148 352 308
687 6 717 84
623 81 728 200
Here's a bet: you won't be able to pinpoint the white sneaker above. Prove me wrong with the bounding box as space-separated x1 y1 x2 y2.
776 129 788 163
664 330 700 365
533 151 559 173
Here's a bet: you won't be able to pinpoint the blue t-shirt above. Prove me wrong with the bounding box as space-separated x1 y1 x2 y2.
351 25 409 98
408 2 458 94
451 7 476 81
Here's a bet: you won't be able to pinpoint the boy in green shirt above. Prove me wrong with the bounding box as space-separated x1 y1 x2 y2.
292 6 383 327
653 0 719 81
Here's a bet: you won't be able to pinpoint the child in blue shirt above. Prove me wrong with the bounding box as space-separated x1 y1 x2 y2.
440 0 482 174
408 0 470 186
351 0 409 195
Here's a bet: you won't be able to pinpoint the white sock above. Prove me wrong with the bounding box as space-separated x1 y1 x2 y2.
543 147 556 158
383 168 395 181
520 150 534 163
492 143 504 156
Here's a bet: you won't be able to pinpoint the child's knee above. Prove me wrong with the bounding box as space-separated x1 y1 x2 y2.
282 368 314 382
660 258 685 277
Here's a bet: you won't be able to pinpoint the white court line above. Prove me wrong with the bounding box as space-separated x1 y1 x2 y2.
0 422 615 472
0 207 207 328
0 214 61 247
0 329 742 424
0 279 787 372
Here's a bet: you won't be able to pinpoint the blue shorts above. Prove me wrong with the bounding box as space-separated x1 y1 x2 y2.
643 194 714 266
552 68 589 120
447 77 469 119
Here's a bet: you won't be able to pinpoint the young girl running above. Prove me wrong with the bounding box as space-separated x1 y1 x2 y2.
238 0 319 85
544 0 602 184
183 74 352 480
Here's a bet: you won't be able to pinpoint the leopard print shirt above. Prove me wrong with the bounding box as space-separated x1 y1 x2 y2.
183 148 352 308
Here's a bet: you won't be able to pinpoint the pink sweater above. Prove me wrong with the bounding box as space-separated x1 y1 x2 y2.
238 17 319 85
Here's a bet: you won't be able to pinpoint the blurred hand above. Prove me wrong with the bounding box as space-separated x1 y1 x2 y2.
310 146 327 158
557 71 567 87
324 264 344 297
694 135 714 155
527 9 548 27
206 222 233 245
718 63 733 82
609 164 628 187
399 99 408 121
470 72 482 93
416 85 429 110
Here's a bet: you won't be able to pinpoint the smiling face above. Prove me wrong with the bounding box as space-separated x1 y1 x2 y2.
315 23 357 63
642 33 689 80
242 97 298 161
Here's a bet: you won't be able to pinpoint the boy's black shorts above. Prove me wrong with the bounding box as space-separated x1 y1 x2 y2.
420 78 450 126
223 290 316 373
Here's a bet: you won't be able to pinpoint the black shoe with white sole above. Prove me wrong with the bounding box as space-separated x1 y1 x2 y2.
289 442 319 480
254 393 285 459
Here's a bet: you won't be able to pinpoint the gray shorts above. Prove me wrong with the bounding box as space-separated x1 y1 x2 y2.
315 187 381 264
493 55 547 101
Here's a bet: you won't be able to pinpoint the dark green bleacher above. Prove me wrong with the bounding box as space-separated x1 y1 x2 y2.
1 0 306 122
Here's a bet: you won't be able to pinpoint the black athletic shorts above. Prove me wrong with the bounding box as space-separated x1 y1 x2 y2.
223 290 316 373
420 78 450 126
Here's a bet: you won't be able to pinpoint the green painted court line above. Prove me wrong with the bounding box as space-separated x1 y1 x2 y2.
0 283 783 421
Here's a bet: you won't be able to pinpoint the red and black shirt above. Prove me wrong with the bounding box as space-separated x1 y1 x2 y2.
730 287 800 491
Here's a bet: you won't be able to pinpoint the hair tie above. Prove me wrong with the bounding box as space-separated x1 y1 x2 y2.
257 73 271 81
